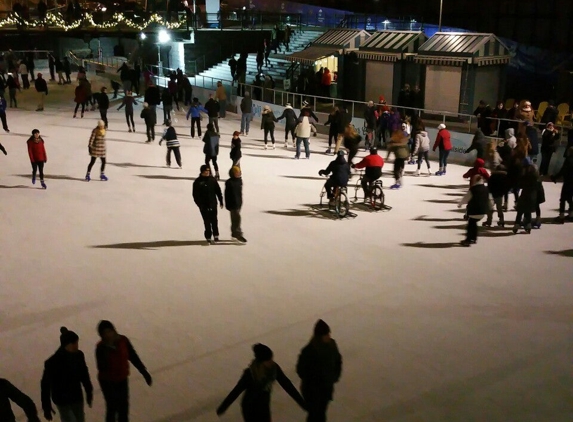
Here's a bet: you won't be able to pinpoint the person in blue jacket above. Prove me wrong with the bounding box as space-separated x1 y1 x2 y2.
186 97 208 138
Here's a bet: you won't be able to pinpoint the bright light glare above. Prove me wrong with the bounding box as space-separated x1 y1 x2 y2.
140 32 147 40
158 29 170 44
101 7 107 11
383 19 390 24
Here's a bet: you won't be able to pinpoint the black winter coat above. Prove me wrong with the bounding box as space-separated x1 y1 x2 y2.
277 107 297 128
230 137 242 161
0 379 39 422
35 78 48 94
324 112 340 134
465 130 486 159
161 90 173 107
193 175 223 210
526 126 539 155
205 98 220 117
144 86 160 106
261 111 277 130
467 184 490 215
487 170 509 198
296 339 342 402
98 93 109 110
516 165 539 213
41 348 93 410
140 108 156 125
320 157 350 186
225 176 243 210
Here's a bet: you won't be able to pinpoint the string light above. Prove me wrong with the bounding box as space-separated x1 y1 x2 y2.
0 12 183 31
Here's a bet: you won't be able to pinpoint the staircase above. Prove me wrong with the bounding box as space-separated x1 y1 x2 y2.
189 30 324 91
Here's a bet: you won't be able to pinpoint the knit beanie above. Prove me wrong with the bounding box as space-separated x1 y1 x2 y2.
438 123 446 130
313 319 331 337
252 343 273 362
60 327 79 347
97 320 116 337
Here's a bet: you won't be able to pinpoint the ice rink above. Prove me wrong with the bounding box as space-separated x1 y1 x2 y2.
1 78 572 422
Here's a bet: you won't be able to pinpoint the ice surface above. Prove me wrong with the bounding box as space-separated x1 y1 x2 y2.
0 74 572 422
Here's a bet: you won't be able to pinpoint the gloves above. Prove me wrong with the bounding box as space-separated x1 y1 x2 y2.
142 370 153 386
43 408 55 421
318 170 325 176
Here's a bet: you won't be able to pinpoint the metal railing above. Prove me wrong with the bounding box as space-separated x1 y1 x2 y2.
68 51 128 72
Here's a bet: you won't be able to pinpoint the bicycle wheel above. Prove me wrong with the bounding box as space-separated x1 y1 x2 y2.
336 191 349 218
372 185 384 208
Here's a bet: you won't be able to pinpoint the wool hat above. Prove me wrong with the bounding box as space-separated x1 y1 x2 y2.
313 319 331 337
200 164 210 173
60 327 79 347
252 343 273 362
97 320 116 337
438 123 446 130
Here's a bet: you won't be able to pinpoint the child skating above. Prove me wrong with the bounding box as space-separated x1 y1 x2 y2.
159 120 182 168
27 129 47 189
230 131 242 167
458 175 491 246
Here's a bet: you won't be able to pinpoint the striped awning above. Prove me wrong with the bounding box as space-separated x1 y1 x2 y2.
313 29 370 49
359 31 426 54
285 46 339 65
474 56 511 66
414 55 468 66
354 51 400 62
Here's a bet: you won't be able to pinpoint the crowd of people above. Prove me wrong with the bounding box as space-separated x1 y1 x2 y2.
1 320 341 422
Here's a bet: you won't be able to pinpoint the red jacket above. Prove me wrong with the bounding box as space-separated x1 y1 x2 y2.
354 154 384 169
321 70 332 86
96 335 147 383
433 129 452 151
27 137 47 163
463 158 490 181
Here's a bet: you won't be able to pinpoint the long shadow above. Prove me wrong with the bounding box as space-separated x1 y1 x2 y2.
137 175 196 181
418 183 468 190
91 239 241 250
0 184 34 189
281 175 325 181
401 242 461 249
149 396 222 422
108 162 167 169
14 174 85 182
545 249 573 257
245 153 292 160
264 205 335 220
425 198 461 204
431 224 516 238
444 192 466 197
105 138 148 145
413 215 464 222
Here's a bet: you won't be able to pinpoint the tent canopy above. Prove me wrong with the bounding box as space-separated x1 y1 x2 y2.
286 29 370 63
357 30 427 62
284 46 340 65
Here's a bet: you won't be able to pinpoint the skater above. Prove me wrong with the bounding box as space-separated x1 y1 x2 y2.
161 88 173 125
0 94 10 132
296 320 342 422
167 75 179 111
117 91 137 132
458 175 491 246
388 126 410 189
413 124 431 176
363 101 377 150
512 158 539 234
230 131 242 167
140 103 156 143
203 123 220 179
276 102 297 148
463 158 490 184
7 73 19 108
205 93 220 133
215 81 227 118
261 105 277 149
353 148 384 201
539 122 559 176
484 164 509 227
551 147 573 223
192 165 223 244
159 120 182 168
186 97 207 138
73 81 87 118
27 129 47 189
334 103 352 154
41 327 93 422
323 106 340 155
432 123 451 175
35 73 48 111
55 58 65 85
465 128 487 159
342 124 362 166
224 166 247 243
85 120 108 181
98 87 109 129
294 116 312 159
0 378 40 422
240 92 252 136
63 57 72 84
96 321 152 422
319 150 351 206
217 344 305 420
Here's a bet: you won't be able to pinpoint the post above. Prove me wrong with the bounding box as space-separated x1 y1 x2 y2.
438 0 443 32
157 44 161 77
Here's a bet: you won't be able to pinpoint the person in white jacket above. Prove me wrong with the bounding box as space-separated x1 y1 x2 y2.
413 124 431 176
294 116 311 159
18 60 29 89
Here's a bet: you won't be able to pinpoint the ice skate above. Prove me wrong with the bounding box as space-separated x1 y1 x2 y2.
325 148 332 155
100 174 108 181
264 144 268 150
284 141 288 148
128 128 132 133
512 224 519 234
32 175 36 185
40 181 47 189
73 113 76 118
435 167 443 176
524 224 532 234
427 168 432 175
85 174 91 182
482 221 492 227
214 237 220 243
271 144 275 150
414 169 420 177
532 219 541 229
215 171 220 180
497 220 505 228
460 239 471 247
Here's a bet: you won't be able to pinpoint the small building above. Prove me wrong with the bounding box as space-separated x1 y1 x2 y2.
353 30 427 104
413 32 511 115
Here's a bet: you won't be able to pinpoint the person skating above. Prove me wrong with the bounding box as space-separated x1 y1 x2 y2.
319 151 351 206
363 100 377 151
117 91 138 132
261 105 277 149
240 92 252 136
140 102 156 143
413 123 431 176
323 106 340 155
215 81 227 118
27 129 47 189
86 120 108 181
463 158 490 183
0 378 41 422
483 164 509 227
296 320 342 422
353 148 384 201
203 123 220 179
225 166 246 243
98 87 110 129
6 73 20 108
41 327 93 422
387 126 410 189
0 94 10 132
230 131 242 167
73 81 87 118
276 102 297 148
432 123 451 175
458 175 491 246
217 344 304 421
539 122 559 176
161 88 173 125
192 165 223 244
96 321 152 422
34 72 48 111
186 97 207 138
159 120 182 168
110 80 121 99
294 116 312 159
204 93 221 133
512 158 539 234
143 82 160 124
465 128 487 159
551 146 573 223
